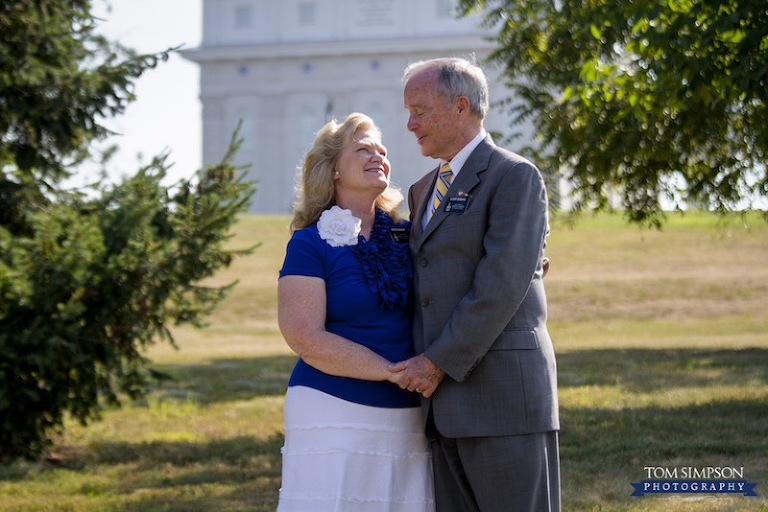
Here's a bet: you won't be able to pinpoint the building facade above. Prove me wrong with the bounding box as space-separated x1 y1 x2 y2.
183 0 533 213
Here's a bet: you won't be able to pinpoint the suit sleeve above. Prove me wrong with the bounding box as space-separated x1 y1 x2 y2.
424 157 550 382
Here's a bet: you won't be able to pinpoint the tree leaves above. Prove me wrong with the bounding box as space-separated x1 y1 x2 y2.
458 0 767 224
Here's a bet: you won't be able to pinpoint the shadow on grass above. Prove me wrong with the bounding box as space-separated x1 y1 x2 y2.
556 348 768 508
0 435 285 511
557 347 768 463
94 434 283 511
557 347 768 392
150 348 768 404
560 398 768 508
86 433 283 467
149 354 297 404
562 398 768 464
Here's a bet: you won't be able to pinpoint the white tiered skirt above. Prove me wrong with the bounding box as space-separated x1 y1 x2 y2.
277 386 435 512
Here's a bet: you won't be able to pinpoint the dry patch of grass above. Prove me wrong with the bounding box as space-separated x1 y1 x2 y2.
547 211 768 324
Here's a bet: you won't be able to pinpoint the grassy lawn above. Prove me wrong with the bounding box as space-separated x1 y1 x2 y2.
1 211 767 511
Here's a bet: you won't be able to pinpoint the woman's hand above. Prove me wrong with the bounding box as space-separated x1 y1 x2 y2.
388 369 404 385
389 355 445 398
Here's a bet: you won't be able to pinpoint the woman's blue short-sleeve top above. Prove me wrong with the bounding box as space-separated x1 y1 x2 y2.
279 211 417 408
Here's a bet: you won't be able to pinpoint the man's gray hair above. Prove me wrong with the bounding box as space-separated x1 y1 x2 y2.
403 57 489 119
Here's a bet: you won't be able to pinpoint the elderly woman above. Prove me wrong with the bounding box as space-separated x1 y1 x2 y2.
276 112 434 511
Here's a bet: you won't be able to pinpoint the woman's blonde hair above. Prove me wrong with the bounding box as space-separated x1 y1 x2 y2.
290 112 403 232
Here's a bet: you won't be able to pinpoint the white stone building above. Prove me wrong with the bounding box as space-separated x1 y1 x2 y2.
182 0 533 213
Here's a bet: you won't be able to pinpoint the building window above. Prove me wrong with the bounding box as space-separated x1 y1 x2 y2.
298 2 317 26
234 5 253 28
436 0 453 19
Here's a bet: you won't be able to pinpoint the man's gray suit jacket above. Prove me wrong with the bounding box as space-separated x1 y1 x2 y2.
408 136 560 438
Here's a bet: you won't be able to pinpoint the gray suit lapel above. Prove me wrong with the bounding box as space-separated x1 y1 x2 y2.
410 165 439 243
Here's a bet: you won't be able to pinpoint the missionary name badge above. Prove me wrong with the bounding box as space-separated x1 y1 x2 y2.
444 195 470 214
389 226 410 243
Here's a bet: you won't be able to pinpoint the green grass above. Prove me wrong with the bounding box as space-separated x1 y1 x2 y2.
1 211 767 511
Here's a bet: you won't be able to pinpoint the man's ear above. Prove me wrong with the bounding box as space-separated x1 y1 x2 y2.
456 95 471 115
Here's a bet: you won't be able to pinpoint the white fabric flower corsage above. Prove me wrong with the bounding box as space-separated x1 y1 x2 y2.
317 206 361 247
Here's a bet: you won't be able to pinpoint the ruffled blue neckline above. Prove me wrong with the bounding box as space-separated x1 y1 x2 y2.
351 209 412 310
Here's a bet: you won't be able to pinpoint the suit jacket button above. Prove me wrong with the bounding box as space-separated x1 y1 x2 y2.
421 299 430 307
419 259 428 267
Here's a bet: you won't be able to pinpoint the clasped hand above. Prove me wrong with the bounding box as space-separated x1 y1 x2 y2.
388 354 445 398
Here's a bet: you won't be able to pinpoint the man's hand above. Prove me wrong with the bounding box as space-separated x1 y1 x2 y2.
389 354 445 398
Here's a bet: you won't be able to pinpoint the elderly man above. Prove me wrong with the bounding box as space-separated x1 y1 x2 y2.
391 57 561 512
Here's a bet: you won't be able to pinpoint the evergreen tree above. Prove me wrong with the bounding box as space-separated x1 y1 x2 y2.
0 1 255 461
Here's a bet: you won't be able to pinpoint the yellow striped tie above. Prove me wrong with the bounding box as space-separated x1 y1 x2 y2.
431 162 454 214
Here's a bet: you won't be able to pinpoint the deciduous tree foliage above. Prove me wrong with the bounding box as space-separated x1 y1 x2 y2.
458 0 767 225
0 1 254 461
